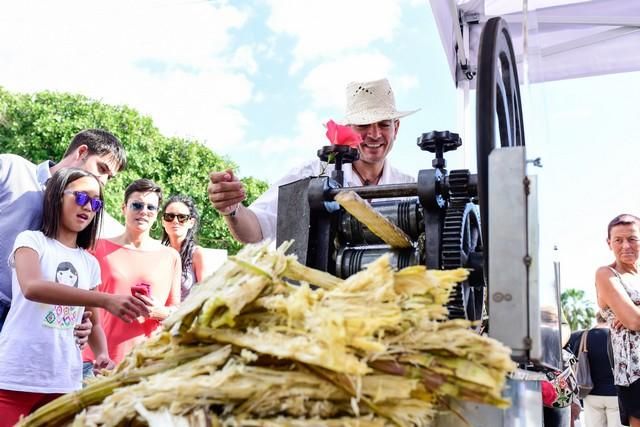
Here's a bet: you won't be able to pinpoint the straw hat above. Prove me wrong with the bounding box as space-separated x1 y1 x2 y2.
343 78 419 125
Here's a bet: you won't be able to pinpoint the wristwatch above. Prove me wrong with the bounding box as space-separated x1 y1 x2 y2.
220 204 239 217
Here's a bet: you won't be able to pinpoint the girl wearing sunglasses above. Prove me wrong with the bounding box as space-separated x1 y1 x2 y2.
82 179 181 367
160 195 206 301
0 168 150 424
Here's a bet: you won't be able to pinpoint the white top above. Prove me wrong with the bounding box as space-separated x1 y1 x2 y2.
0 154 123 303
0 230 101 393
603 267 640 387
249 159 415 241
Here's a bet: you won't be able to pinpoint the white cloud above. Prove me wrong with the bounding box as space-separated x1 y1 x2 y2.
241 109 326 157
266 0 403 69
0 1 248 70
302 53 393 110
229 108 329 183
394 74 420 91
230 46 259 75
0 0 253 150
299 53 420 125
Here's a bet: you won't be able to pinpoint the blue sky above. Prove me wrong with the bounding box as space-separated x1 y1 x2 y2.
1 0 638 305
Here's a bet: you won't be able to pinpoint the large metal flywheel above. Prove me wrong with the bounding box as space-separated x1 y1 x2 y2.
476 17 526 280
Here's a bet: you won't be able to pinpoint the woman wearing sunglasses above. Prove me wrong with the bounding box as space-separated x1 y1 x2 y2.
82 179 181 367
0 168 150 425
161 195 205 301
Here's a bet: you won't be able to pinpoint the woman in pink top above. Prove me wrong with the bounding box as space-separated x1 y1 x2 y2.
83 179 181 366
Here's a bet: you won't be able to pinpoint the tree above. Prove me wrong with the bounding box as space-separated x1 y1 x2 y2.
0 87 268 253
561 288 596 331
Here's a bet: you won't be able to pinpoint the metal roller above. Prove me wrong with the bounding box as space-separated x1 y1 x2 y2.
338 199 423 245
335 245 421 279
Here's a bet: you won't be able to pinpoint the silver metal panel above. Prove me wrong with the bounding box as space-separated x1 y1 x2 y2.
434 378 543 427
528 176 563 369
488 147 529 361
487 147 563 369
527 174 541 364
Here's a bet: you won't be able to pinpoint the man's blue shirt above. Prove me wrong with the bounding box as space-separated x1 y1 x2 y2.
0 154 51 304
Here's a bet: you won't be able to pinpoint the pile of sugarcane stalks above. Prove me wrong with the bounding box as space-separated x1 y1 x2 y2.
19 241 515 427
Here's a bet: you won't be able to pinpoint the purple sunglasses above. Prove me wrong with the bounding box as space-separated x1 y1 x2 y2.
64 190 103 212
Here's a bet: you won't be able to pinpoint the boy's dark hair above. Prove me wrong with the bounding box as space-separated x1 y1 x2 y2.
63 129 127 172
41 168 103 249
124 179 163 206
161 194 200 279
607 214 640 239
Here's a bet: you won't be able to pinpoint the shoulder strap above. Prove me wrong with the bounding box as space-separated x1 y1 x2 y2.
607 266 632 292
579 329 588 353
607 266 622 279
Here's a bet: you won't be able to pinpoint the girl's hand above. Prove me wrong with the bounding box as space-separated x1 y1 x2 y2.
104 294 151 323
134 293 174 321
93 353 115 375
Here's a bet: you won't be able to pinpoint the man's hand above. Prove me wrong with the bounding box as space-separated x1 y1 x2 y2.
208 169 246 216
75 311 93 349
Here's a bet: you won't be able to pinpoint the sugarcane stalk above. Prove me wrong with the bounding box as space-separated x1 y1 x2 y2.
18 344 228 426
283 258 343 289
335 191 412 248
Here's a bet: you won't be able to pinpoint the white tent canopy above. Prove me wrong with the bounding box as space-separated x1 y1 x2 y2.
430 0 640 87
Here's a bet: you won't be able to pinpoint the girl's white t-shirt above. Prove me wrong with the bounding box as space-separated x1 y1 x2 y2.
0 230 100 393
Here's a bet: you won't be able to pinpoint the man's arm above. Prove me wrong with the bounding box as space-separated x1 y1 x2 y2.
208 169 263 244
222 205 263 244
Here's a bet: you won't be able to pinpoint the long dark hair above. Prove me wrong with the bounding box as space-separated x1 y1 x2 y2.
42 167 103 249
161 195 199 279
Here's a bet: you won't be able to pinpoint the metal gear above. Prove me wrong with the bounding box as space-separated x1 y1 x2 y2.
441 169 485 322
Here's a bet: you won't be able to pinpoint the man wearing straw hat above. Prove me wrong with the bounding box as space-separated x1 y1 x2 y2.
208 78 418 244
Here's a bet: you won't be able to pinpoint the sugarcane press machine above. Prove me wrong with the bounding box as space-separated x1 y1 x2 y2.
276 131 484 323
276 17 564 427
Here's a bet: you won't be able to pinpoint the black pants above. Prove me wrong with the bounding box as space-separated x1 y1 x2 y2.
544 406 571 427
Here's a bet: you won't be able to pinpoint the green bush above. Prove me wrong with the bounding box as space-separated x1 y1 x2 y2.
0 87 267 254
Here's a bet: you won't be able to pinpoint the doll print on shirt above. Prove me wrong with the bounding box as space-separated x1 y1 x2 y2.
42 262 82 329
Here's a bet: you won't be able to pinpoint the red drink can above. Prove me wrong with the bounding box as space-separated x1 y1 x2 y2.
131 282 151 297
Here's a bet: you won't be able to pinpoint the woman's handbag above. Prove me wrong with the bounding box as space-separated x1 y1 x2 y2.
543 350 579 408
575 329 594 399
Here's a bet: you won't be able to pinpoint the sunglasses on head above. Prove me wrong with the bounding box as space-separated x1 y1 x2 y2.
163 213 191 224
129 201 158 212
64 190 103 212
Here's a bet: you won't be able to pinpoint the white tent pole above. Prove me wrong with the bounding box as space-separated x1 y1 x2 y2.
448 0 469 80
535 16 640 27
480 15 640 27
458 18 471 168
522 0 530 85
540 26 640 58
